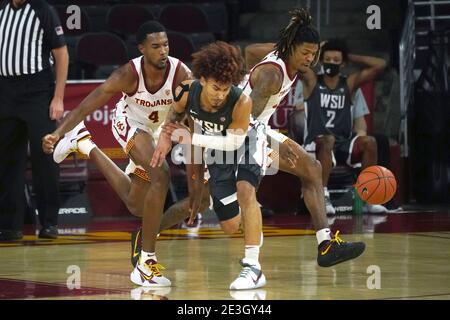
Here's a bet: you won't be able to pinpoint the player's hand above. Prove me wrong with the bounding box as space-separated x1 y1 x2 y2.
162 122 191 144
49 97 64 120
150 133 172 167
278 141 299 168
42 132 60 154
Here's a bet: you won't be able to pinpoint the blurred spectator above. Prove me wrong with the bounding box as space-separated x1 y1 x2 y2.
302 38 388 214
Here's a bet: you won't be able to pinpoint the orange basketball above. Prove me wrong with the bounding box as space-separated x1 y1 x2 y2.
355 165 397 205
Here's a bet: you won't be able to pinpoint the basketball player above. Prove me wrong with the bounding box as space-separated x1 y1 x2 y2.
42 22 208 287
152 41 268 290
302 38 388 214
241 8 365 267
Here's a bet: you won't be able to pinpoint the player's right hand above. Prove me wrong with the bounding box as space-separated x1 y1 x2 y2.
150 132 172 167
42 133 60 154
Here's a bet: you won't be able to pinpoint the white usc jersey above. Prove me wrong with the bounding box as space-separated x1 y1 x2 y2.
113 55 182 140
241 51 297 124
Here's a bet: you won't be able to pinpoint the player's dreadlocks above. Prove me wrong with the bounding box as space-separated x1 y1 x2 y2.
275 7 320 63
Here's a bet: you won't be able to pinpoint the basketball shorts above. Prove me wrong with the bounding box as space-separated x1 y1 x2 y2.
304 132 362 168
112 109 161 182
206 128 266 222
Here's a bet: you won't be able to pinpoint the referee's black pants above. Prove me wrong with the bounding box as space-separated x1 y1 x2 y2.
0 69 60 231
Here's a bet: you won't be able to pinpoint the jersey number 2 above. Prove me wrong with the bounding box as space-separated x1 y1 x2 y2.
326 110 336 128
148 111 159 123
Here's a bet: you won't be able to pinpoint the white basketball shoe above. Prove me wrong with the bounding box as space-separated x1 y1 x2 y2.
130 258 171 287
53 121 91 163
229 258 266 290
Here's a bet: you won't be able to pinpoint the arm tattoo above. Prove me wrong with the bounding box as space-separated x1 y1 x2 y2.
249 67 280 119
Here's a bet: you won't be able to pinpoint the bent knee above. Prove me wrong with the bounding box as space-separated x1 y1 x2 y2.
317 134 336 149
221 222 241 234
127 205 143 217
322 134 336 146
358 136 377 149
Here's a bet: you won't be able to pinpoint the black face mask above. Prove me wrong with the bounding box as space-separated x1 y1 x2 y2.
323 63 341 77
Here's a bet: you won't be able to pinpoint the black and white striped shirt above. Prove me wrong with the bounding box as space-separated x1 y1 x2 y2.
0 0 65 77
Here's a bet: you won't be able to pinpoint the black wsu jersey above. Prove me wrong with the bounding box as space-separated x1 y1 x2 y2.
186 80 242 137
304 75 353 145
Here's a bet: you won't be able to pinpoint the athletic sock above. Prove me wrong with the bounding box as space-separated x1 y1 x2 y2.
78 138 96 156
316 228 332 247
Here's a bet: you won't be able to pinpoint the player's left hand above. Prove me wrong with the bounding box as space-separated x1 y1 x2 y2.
49 96 64 120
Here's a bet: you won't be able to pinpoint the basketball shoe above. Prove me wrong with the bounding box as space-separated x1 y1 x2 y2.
131 227 142 267
325 195 336 215
363 203 388 214
317 230 366 267
229 258 266 290
130 258 171 287
53 121 91 163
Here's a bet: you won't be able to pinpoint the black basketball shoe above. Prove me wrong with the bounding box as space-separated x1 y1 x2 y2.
317 231 366 267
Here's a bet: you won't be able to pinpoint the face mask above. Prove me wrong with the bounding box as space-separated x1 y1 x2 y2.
323 63 341 77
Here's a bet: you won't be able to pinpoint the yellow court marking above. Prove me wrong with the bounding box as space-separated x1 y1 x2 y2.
0 226 315 247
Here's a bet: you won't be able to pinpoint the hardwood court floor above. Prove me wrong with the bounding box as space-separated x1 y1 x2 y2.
1 210 450 300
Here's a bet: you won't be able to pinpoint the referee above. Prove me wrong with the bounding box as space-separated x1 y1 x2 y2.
0 0 68 240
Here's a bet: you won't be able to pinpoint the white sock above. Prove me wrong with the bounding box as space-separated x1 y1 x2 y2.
316 228 332 246
78 138 96 156
244 246 260 264
139 250 156 265
324 187 329 197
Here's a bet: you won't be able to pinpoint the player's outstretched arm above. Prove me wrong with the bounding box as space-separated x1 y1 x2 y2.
189 93 252 152
185 117 206 225
42 64 137 154
58 64 136 139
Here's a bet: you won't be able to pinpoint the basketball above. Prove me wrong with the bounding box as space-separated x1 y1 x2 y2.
355 166 397 205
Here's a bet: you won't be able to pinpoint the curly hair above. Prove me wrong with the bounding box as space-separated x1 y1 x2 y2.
320 38 349 63
191 41 246 85
275 7 320 61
